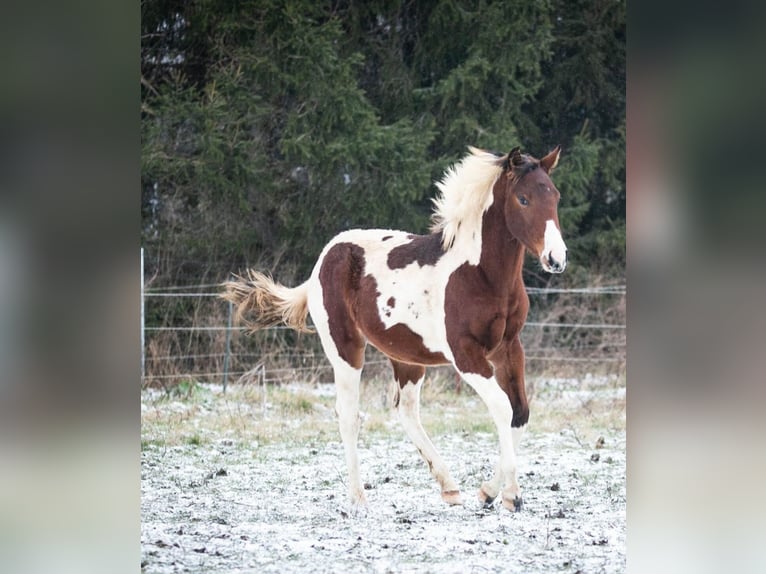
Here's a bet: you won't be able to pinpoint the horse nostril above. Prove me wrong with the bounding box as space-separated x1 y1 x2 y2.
548 253 555 267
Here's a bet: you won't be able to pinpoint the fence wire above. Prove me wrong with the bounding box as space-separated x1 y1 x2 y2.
141 284 626 386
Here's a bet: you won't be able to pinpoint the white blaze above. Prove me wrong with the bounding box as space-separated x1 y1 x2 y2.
542 219 567 272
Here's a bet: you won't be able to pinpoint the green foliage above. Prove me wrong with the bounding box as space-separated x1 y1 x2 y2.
554 134 599 233
141 0 624 283
414 0 554 158
171 379 201 400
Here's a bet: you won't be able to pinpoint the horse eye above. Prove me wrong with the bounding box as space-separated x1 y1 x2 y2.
519 196 529 206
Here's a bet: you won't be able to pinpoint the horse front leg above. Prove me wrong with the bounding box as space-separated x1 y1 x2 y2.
462 371 521 511
479 458 505 508
507 336 530 473
481 336 529 509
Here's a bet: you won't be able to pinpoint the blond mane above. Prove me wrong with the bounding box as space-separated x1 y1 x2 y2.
430 147 504 250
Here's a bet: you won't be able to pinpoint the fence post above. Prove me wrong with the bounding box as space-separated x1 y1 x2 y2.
260 364 266 416
222 300 233 393
140 247 145 382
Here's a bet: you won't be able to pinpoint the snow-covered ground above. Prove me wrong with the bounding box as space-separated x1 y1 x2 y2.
141 375 625 572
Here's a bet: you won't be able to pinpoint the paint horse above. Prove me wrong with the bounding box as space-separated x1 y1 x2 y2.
222 146 567 511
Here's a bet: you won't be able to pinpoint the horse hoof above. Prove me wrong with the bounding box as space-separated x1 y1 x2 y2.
442 490 463 506
502 495 523 512
477 486 497 508
341 492 369 518
341 501 368 518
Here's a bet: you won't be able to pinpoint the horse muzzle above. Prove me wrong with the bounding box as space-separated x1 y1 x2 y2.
540 220 567 274
540 250 567 273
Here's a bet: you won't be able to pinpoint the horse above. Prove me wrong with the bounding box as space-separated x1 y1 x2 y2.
221 145 567 512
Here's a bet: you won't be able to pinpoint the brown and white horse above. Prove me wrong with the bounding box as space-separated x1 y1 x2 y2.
222 146 567 512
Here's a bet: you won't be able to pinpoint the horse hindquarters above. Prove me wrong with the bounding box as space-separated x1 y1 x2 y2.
307 244 369 509
307 289 367 509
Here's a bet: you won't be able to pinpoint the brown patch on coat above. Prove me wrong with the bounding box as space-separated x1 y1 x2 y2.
444 175 530 380
441 168 540 425
386 296 395 308
390 361 426 409
387 233 444 270
317 243 366 369
318 242 448 370
390 360 425 389
489 335 530 428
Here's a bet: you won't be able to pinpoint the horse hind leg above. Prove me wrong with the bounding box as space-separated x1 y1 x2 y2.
391 360 463 506
333 360 367 511
305 276 367 512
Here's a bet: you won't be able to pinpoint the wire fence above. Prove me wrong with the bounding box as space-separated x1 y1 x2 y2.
140 260 626 391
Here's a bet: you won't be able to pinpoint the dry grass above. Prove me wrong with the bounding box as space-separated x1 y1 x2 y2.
141 368 625 454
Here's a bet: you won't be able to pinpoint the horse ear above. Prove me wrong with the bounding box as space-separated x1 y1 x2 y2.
507 147 524 170
540 145 561 173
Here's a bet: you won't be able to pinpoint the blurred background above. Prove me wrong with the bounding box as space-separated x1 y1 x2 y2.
629 2 766 572
0 0 765 572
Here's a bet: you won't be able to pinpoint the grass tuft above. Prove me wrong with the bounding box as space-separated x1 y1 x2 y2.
141 371 625 450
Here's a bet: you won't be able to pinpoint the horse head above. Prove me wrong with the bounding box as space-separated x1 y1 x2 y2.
500 146 567 273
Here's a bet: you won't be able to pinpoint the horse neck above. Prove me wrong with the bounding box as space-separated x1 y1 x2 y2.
477 198 526 294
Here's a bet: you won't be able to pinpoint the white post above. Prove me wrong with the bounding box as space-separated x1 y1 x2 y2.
222 301 233 393
261 365 266 416
140 247 145 382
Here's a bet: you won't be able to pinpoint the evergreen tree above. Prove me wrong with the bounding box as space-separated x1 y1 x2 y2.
141 0 625 283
